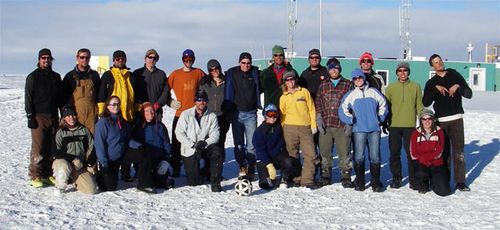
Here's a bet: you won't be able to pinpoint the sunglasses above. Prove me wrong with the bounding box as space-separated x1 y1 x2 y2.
109 102 120 107
240 62 251 65
421 117 433 121
285 78 295 82
309 56 320 60
78 56 90 60
273 54 284 57
209 67 218 72
266 111 278 118
195 98 208 102
183 56 194 62
40 56 53 60
397 69 408 73
115 57 125 61
361 59 372 64
353 76 364 81
146 56 157 60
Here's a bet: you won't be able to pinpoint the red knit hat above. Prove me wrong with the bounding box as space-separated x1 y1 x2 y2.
359 52 374 65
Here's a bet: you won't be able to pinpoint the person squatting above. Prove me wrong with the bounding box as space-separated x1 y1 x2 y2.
25 47 472 196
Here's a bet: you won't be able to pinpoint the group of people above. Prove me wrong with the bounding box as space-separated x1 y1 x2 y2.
25 46 472 196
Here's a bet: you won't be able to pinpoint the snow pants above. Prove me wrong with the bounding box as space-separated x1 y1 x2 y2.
182 144 224 186
29 114 58 180
52 159 97 194
319 127 352 179
414 162 451 196
283 125 318 185
439 119 466 184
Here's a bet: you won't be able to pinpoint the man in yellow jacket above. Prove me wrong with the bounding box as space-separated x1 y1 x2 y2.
279 71 319 189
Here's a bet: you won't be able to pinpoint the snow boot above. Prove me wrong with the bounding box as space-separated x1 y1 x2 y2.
31 178 44 188
42 176 56 186
370 163 383 192
319 167 332 186
354 162 365 191
390 177 401 189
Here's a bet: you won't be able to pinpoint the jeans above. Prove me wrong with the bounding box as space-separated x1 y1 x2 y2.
232 110 257 166
353 131 381 164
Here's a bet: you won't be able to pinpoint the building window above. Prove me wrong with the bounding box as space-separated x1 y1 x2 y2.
375 70 388 85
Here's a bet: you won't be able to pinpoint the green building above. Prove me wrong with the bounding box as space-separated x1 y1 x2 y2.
254 57 498 92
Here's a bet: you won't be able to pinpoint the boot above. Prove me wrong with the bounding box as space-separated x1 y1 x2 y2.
370 163 383 192
247 164 256 181
341 170 355 188
390 177 401 189
319 167 332 186
354 162 365 191
238 165 248 179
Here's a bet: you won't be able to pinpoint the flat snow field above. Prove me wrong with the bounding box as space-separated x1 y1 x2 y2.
0 76 499 229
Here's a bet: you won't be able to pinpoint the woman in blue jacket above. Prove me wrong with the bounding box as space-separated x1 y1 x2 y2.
95 96 154 193
339 69 388 192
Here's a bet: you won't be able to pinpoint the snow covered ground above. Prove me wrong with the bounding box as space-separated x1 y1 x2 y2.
0 75 499 229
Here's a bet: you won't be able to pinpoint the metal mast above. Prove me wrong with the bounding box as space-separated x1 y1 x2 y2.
288 0 298 58
399 0 412 60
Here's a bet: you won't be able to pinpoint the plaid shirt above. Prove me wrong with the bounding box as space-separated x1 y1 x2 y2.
315 77 353 128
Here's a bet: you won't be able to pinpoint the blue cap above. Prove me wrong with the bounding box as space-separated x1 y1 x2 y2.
182 49 195 59
327 63 341 72
264 103 278 113
351 68 366 81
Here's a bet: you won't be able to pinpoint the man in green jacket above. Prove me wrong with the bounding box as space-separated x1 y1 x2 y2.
385 62 424 189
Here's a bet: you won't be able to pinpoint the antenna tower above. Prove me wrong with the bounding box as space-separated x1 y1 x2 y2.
288 0 298 57
399 0 412 60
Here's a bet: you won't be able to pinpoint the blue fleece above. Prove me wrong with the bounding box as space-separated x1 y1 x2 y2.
253 122 285 165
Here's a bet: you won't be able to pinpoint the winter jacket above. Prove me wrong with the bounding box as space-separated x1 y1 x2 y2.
94 114 142 168
315 76 352 128
135 121 171 161
132 65 172 114
175 107 220 158
385 79 424 127
25 67 62 117
364 69 386 93
199 74 225 116
167 67 205 117
54 124 94 165
62 66 100 106
422 69 472 121
224 66 262 112
339 85 388 133
253 122 286 165
410 127 445 167
279 87 317 129
97 67 138 122
260 63 297 108
298 65 329 101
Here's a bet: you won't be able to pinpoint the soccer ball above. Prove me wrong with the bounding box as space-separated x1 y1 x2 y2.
234 179 253 196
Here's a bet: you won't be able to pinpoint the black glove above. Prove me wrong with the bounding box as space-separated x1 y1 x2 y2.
27 114 37 129
194 140 207 153
381 121 389 135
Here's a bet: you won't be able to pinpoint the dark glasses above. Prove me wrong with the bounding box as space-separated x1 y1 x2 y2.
209 67 218 72
109 102 120 107
195 98 208 102
78 56 90 60
240 62 251 65
146 56 156 60
353 76 364 81
273 54 284 57
361 59 372 64
115 57 125 61
183 56 194 62
421 117 433 121
309 56 320 60
40 56 52 60
397 69 408 73
285 78 295 82
266 111 278 118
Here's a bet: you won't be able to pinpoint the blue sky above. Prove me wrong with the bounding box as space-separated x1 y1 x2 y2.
0 0 498 75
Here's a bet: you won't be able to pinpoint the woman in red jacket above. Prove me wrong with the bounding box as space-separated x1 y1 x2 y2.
410 109 451 196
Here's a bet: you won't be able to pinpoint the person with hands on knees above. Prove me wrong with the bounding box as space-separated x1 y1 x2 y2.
135 102 175 190
410 109 451 196
175 91 224 192
254 104 302 190
315 60 354 188
339 68 388 192
94 96 155 193
279 70 319 189
52 104 97 194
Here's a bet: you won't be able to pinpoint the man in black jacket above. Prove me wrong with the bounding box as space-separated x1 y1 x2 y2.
25 48 63 188
423 54 473 192
298 48 328 101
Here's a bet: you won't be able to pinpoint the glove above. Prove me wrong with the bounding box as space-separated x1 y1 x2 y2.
27 114 37 129
194 140 207 153
72 159 83 171
266 164 277 180
311 128 318 135
381 121 389 135
157 160 172 175
153 102 161 112
316 114 325 135
169 100 181 110
344 124 353 137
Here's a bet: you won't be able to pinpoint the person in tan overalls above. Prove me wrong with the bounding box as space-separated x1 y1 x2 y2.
62 48 100 135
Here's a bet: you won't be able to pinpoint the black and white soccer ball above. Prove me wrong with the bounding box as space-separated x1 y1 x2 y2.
234 179 253 196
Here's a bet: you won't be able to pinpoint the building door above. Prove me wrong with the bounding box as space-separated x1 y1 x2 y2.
469 68 486 91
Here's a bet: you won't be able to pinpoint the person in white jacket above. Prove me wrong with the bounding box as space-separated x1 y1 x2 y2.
175 91 223 192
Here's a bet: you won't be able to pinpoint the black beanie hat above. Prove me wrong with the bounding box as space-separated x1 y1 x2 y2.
239 52 252 62
308 48 321 58
195 91 208 101
61 104 77 117
38 48 52 59
207 59 221 71
113 50 126 60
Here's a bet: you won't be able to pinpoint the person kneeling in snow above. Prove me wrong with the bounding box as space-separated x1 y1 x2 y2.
52 104 97 194
135 102 175 190
175 91 224 192
253 104 302 190
410 109 451 196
